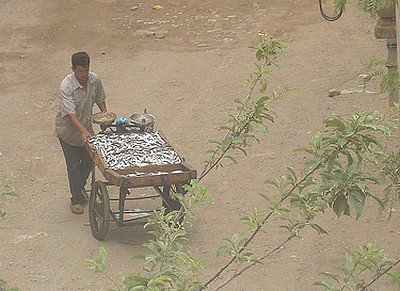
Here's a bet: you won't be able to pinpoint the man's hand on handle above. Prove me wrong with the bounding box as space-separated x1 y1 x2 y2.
80 128 92 144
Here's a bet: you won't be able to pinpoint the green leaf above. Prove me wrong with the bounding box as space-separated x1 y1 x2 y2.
337 137 346 148
257 95 270 103
208 139 221 145
260 193 271 201
325 117 346 132
366 190 384 209
295 146 317 156
132 253 146 260
286 165 297 182
320 271 340 284
264 179 279 188
205 149 216 155
84 260 96 270
148 276 170 287
249 44 261 50
225 155 238 164
259 82 267 93
1 186 18 197
363 135 384 149
344 151 353 167
98 247 107 262
123 275 149 288
234 98 244 104
344 203 350 216
257 122 268 134
219 125 233 131
314 199 328 209
235 147 247 156
310 224 328 235
217 245 232 257
333 194 347 217
312 132 323 149
348 189 366 219
313 280 334 289
256 49 263 60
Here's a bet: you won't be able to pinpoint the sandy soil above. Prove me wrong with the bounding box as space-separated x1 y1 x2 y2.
0 0 399 290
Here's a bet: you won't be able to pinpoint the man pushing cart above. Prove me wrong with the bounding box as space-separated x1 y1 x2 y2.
55 51 196 240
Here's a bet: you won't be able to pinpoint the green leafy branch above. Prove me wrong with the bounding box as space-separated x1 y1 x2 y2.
86 104 398 291
0 176 19 218
361 59 400 95
328 0 397 16
86 33 399 290
86 33 286 290
199 32 284 181
166 33 285 228
85 247 122 291
1 176 19 291
203 111 397 289
314 243 400 290
214 234 295 290
380 149 400 219
0 279 19 291
123 209 203 290
358 0 395 15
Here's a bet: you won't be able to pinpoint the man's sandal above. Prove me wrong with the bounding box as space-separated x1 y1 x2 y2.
70 204 84 215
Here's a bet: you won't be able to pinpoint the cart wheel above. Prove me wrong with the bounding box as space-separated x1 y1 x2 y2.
89 180 110 241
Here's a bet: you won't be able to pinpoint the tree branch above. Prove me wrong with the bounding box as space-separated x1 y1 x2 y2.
201 164 321 289
214 234 296 290
199 58 269 180
360 258 400 291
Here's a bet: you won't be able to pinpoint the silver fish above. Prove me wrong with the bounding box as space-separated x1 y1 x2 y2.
89 131 181 170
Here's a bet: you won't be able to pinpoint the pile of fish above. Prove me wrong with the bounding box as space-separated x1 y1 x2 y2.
88 131 181 170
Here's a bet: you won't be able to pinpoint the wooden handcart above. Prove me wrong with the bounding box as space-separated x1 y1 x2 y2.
85 131 197 241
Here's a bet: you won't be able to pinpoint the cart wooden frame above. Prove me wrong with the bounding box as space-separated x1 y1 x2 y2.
85 131 197 241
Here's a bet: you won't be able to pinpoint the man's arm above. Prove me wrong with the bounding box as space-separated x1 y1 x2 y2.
67 114 92 143
97 101 107 112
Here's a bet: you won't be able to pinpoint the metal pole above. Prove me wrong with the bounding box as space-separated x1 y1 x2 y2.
387 38 398 107
393 2 400 107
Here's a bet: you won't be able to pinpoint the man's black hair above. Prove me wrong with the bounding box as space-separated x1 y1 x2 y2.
71 51 90 68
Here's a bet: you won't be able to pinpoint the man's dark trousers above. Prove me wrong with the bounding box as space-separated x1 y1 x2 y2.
59 139 93 205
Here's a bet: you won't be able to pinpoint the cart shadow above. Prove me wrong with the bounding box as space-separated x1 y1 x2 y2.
105 222 154 245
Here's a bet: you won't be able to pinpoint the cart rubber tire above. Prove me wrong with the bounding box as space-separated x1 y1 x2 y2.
89 180 110 241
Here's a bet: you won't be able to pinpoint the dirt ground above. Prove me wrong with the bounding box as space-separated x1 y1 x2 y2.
0 0 399 290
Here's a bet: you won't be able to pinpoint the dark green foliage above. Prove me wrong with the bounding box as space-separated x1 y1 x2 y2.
314 243 400 290
0 177 18 218
330 0 396 16
85 32 400 290
0 279 19 291
362 59 400 94
85 247 108 273
201 33 284 180
1 179 19 291
380 149 400 219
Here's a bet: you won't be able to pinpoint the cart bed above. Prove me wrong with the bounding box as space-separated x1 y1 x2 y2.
86 131 197 188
